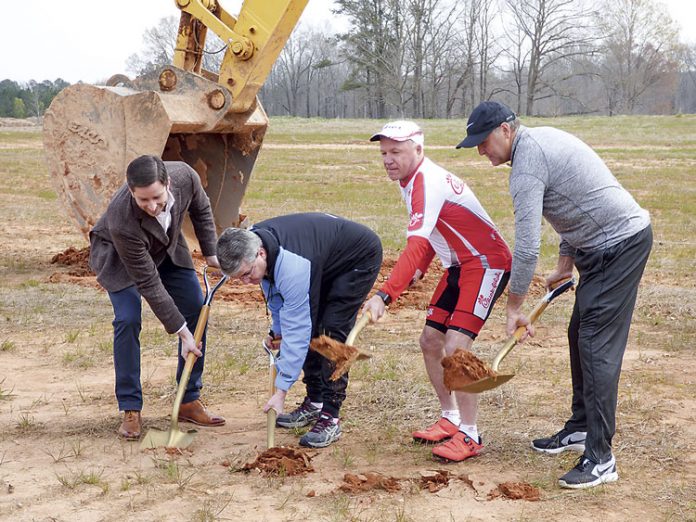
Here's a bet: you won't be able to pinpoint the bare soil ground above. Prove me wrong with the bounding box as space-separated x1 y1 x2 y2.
0 120 694 521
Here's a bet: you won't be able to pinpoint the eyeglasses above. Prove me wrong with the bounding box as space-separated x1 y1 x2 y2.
237 251 259 279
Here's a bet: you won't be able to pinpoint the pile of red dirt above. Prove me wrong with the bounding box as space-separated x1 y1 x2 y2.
48 246 100 289
338 472 401 494
418 470 453 493
488 482 541 501
50 246 92 275
376 258 443 311
441 348 495 390
241 446 314 476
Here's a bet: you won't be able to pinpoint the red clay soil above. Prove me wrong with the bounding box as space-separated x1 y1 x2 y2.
309 335 366 381
338 472 401 494
241 446 314 476
50 245 91 269
48 247 549 314
418 470 453 493
488 482 541 501
48 246 101 289
441 348 496 390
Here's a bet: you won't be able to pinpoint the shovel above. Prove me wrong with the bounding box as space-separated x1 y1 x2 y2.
309 311 373 381
445 278 575 393
261 340 278 449
140 267 228 450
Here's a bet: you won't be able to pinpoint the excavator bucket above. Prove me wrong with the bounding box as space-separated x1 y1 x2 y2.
43 0 309 244
43 66 265 243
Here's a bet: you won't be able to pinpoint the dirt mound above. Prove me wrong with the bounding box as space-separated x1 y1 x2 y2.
50 246 92 275
48 246 100 289
442 348 495 390
338 472 401 493
377 258 443 311
418 470 453 492
241 446 314 476
488 482 541 501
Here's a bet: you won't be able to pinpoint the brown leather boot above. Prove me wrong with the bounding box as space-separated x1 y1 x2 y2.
178 399 226 426
118 410 142 440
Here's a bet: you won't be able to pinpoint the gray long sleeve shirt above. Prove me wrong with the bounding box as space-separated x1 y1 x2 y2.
508 125 650 295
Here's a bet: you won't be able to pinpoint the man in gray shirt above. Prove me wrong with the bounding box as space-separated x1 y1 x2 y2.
457 101 652 489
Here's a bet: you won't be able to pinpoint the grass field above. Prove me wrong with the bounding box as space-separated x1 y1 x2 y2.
0 115 694 521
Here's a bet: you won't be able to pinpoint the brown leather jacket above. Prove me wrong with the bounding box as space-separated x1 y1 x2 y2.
89 161 217 333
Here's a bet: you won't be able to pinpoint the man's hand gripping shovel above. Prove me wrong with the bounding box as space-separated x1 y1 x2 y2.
443 278 576 394
140 267 228 450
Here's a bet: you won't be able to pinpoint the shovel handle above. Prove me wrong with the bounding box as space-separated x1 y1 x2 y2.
346 311 371 346
170 302 211 430
267 360 277 448
490 279 575 372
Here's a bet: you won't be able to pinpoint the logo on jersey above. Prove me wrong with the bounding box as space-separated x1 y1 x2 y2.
426 307 434 317
446 173 464 195
409 211 424 230
477 270 502 310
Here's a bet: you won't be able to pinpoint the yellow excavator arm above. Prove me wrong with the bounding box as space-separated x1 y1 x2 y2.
174 0 307 113
43 0 308 242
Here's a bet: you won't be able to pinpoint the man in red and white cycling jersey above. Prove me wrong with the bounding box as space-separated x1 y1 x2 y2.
363 121 512 462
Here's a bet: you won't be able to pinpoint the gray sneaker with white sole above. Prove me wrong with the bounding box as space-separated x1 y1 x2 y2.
299 413 341 448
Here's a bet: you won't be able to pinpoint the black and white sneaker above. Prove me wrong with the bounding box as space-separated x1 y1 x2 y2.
276 397 321 428
558 455 619 489
299 413 341 448
531 428 586 454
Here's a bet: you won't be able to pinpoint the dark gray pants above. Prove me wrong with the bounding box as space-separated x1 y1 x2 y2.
564 225 652 463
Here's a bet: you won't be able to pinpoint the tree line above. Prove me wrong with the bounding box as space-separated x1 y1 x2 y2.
4 0 695 119
0 79 69 118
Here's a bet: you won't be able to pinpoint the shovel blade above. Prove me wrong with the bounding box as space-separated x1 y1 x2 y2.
453 373 515 393
139 427 197 450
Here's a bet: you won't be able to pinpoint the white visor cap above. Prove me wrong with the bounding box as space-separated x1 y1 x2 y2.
370 120 424 146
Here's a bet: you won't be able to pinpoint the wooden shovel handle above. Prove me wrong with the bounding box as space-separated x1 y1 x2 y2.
491 278 574 371
170 304 211 429
346 311 371 346
267 362 277 448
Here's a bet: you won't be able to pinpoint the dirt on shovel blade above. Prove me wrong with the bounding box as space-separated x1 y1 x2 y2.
310 335 362 381
242 446 314 476
442 348 496 391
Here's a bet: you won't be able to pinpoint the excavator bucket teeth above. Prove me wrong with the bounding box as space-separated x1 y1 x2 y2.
43 66 267 241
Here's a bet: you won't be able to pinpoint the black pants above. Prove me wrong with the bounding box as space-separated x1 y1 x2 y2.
303 249 382 418
564 225 652 463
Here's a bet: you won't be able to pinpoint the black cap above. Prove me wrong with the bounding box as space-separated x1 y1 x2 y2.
456 101 516 148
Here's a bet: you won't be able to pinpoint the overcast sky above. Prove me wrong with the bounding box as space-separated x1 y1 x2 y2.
2 0 694 84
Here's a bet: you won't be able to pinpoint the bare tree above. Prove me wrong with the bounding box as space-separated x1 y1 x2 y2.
334 0 407 118
126 16 179 76
594 0 681 114
505 0 597 115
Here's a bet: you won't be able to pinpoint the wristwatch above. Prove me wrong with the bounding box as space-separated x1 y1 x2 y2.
376 290 391 305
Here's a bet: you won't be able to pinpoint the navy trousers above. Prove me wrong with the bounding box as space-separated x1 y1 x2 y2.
108 257 205 411
564 225 653 463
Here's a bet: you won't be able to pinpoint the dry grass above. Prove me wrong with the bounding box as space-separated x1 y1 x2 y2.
0 117 694 520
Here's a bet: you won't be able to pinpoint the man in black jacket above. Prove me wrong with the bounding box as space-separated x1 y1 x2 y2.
214 213 382 448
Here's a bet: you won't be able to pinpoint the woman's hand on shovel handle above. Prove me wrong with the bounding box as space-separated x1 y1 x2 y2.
179 326 203 358
264 389 287 415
